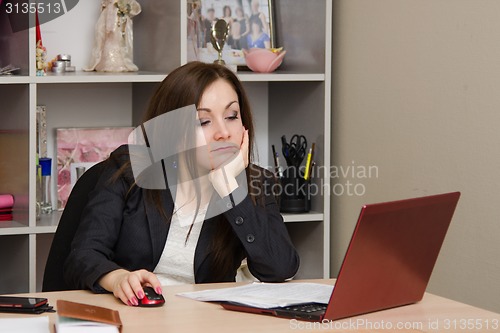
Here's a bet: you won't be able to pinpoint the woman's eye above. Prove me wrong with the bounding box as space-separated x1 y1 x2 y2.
226 112 239 121
199 119 210 126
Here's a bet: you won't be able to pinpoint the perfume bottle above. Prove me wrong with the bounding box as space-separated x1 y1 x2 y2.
36 163 42 219
38 157 53 214
76 166 86 180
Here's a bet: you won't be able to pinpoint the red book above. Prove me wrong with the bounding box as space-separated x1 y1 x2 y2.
0 194 14 209
0 214 13 221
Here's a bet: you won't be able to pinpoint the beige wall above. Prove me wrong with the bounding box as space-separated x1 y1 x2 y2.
331 0 500 313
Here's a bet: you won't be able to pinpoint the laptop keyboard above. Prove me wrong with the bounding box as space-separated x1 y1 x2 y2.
283 303 327 314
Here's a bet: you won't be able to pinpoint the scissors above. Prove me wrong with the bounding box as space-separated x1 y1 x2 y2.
281 134 307 168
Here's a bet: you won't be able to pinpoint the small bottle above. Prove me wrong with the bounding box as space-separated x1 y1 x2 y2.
76 166 86 180
36 163 42 219
39 157 53 214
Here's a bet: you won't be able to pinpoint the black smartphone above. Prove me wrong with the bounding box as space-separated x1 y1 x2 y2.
0 296 51 314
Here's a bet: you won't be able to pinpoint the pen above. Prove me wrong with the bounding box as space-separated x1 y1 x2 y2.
303 148 312 180
272 144 283 178
304 142 315 180
281 135 290 166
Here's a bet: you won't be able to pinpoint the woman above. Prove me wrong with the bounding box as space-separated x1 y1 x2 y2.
64 61 300 306
222 5 235 49
249 0 268 35
247 15 270 49
231 6 249 50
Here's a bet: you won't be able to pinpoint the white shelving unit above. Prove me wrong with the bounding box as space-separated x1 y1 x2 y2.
0 0 331 293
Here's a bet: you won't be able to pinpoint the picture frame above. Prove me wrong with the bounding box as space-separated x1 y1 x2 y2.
56 127 133 210
187 0 276 68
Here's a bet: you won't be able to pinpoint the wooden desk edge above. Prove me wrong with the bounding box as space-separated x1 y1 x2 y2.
1 279 499 333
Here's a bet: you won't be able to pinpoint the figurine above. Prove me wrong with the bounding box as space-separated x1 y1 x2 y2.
86 0 142 72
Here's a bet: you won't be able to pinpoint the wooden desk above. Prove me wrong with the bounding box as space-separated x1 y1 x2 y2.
1 280 499 332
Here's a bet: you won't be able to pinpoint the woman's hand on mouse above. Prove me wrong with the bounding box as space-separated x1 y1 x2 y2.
98 269 163 306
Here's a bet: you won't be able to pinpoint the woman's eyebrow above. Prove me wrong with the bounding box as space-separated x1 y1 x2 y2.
226 101 239 109
197 101 239 113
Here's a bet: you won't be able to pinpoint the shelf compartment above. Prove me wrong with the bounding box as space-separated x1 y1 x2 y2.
0 235 30 293
0 8 30 77
36 233 54 291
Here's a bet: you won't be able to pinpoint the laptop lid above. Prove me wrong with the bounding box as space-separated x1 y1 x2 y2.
324 191 461 321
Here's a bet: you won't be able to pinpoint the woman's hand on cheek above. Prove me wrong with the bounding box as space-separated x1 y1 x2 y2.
208 128 249 198
240 128 249 168
98 269 163 306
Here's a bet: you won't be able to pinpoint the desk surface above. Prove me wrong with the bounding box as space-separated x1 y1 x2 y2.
1 279 499 332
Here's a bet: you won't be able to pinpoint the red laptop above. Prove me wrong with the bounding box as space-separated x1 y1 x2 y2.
222 191 461 321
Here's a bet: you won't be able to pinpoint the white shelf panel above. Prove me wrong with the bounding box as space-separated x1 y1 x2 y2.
282 211 324 223
34 71 167 84
238 72 325 82
0 221 30 235
34 226 58 234
2 72 325 85
36 211 62 229
0 76 30 84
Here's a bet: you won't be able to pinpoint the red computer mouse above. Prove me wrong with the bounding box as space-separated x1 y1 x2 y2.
138 286 165 307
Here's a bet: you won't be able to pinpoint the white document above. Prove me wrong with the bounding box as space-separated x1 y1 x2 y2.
56 317 119 333
0 317 49 333
177 282 334 309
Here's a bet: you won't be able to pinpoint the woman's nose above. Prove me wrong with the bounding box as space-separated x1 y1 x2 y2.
213 120 230 140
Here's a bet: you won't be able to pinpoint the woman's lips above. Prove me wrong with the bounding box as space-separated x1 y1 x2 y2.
210 143 239 153
212 146 237 152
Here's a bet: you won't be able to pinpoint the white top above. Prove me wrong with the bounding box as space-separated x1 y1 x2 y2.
154 205 207 285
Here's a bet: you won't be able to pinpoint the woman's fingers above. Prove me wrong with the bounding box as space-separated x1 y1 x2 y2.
241 128 249 167
110 269 163 306
136 269 163 296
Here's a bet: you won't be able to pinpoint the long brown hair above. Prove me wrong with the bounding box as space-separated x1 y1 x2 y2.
131 61 258 279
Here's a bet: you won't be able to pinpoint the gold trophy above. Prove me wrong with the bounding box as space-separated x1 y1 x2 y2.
210 19 229 65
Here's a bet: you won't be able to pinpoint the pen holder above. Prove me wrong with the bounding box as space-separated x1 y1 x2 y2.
278 167 311 213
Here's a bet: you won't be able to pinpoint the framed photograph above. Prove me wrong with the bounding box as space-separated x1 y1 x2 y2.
56 127 133 210
187 0 276 67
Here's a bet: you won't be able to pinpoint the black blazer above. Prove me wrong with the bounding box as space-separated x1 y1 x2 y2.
64 145 299 292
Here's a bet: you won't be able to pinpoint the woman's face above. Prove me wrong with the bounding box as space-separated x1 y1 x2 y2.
196 79 244 171
251 0 259 12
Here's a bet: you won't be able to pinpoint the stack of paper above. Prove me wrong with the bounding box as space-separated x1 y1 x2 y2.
56 317 120 333
177 282 334 309
0 317 49 333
